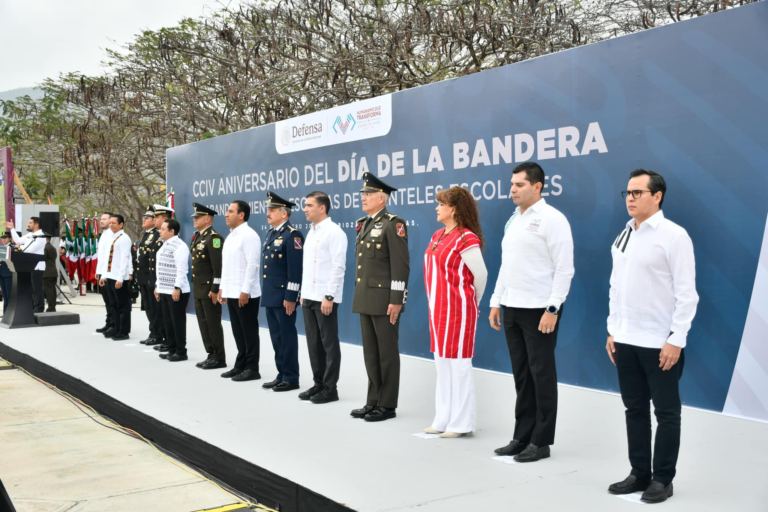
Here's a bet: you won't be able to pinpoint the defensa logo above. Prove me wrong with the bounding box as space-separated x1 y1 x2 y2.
333 113 356 135
292 123 323 138
281 126 291 146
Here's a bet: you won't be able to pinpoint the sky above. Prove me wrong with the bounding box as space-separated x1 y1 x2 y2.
0 0 242 92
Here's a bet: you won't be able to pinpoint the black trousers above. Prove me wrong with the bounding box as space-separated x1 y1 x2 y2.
106 279 132 335
615 342 685 486
227 297 260 372
194 297 225 362
139 284 164 340
43 277 57 312
99 280 114 329
160 292 190 356
302 299 340 391
502 306 562 447
266 306 300 384
31 270 44 312
360 313 401 409
1 276 12 312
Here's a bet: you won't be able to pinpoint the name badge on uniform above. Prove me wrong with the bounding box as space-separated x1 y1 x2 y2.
274 239 283 247
371 228 382 237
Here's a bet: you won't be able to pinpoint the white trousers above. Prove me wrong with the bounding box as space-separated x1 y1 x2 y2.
431 355 477 433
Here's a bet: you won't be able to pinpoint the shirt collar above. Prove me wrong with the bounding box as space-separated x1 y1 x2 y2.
274 221 287 232
313 217 332 231
231 222 248 234
112 229 125 237
32 229 43 236
368 208 385 220
627 210 664 230
514 197 546 215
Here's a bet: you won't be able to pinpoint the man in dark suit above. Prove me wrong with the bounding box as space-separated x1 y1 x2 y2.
190 202 226 370
261 192 304 392
0 233 14 312
350 172 410 422
43 234 58 312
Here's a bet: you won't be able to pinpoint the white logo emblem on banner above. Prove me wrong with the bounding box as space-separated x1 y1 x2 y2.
275 95 392 154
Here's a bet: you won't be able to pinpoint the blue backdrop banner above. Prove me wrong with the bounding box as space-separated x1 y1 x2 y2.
167 3 768 415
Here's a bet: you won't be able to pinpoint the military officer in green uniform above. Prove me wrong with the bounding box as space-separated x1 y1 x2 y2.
190 202 227 370
136 206 163 345
350 172 410 423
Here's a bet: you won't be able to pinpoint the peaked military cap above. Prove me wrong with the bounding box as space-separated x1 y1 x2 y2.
191 202 217 217
153 204 175 215
142 205 156 217
266 191 296 209
359 172 397 194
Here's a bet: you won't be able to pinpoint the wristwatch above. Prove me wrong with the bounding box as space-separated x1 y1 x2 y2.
325 295 334 302
545 305 559 316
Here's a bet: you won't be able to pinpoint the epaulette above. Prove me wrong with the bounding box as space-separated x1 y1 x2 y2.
387 214 397 220
287 225 296 232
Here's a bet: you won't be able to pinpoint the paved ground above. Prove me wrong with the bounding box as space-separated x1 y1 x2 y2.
0 291 250 512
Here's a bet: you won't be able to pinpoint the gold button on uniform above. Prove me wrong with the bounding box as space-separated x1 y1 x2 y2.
357 278 361 282
263 274 267 278
358 265 361 269
264 265 267 268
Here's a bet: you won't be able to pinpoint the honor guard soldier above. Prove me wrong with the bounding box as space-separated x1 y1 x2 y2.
151 205 174 352
261 192 304 392
350 173 410 422
190 203 227 369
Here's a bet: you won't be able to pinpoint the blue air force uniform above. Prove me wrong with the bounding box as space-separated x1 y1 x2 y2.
261 192 304 389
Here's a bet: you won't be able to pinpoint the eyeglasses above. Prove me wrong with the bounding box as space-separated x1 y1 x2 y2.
621 190 653 199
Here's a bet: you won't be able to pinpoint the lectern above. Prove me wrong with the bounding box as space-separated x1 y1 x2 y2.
0 247 45 329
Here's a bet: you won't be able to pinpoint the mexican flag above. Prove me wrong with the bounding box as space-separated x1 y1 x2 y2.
78 218 88 283
64 219 77 279
83 218 93 284
166 190 175 219
89 218 99 284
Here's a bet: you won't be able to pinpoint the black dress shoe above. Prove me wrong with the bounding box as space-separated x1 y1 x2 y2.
196 359 211 368
608 475 651 495
641 481 673 503
139 338 152 345
273 382 300 392
221 368 242 379
231 369 261 382
350 405 376 419
154 344 170 352
145 338 162 346
494 439 527 456
262 379 282 389
310 388 339 404
513 444 550 462
363 406 396 422
111 333 129 341
96 325 111 333
167 353 189 362
201 360 227 370
298 384 324 401
159 352 170 360
102 329 117 338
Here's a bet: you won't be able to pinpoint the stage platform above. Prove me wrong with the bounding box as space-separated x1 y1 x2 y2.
1 310 766 511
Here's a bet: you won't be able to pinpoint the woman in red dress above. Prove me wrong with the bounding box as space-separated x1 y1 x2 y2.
423 187 488 438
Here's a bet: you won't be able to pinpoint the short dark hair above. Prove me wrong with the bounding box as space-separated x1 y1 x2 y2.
110 214 125 225
30 216 41 227
512 162 545 189
629 169 666 208
232 200 250 221
164 218 181 236
102 211 114 217
306 191 331 214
